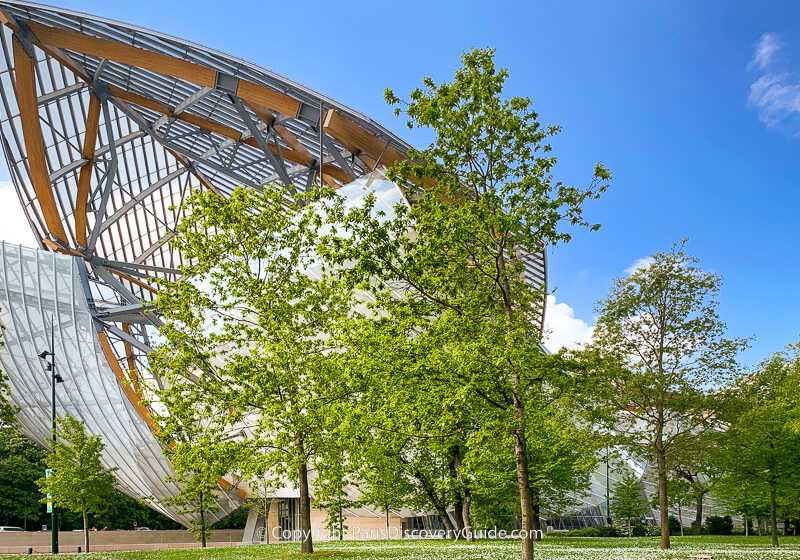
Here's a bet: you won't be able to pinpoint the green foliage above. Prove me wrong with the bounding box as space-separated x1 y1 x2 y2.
0 427 45 527
151 185 354 555
668 516 681 536
36 416 117 550
324 47 610 559
706 515 734 535
610 471 648 537
631 524 647 537
161 470 220 546
714 348 800 547
91 490 180 530
588 242 747 548
211 505 249 530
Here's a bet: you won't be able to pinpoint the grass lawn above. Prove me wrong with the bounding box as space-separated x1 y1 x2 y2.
6 536 800 559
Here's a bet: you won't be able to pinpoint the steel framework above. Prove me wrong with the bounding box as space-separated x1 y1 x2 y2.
0 0 548 524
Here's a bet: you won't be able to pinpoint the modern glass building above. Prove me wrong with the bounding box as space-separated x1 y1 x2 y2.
0 0 550 528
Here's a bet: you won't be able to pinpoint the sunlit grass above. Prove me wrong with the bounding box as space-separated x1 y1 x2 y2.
6 536 800 560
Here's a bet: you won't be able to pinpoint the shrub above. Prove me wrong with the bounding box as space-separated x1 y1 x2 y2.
597 525 619 537
645 524 661 536
566 527 602 537
668 516 681 535
631 524 647 537
544 531 567 538
706 515 734 535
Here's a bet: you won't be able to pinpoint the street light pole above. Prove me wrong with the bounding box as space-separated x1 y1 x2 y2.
39 316 63 554
606 447 611 526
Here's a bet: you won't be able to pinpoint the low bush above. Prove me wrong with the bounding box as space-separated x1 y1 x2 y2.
631 524 647 537
597 525 619 537
566 527 602 537
706 515 734 535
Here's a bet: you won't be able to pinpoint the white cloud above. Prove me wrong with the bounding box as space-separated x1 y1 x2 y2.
624 256 654 275
0 181 37 247
543 295 594 353
747 32 800 130
749 32 781 71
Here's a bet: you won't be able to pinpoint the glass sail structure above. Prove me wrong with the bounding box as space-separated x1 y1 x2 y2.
0 0 549 525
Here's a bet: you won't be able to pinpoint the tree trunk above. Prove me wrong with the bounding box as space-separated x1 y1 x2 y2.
532 495 542 541
744 515 749 537
264 499 272 543
513 423 534 560
83 510 89 553
200 490 207 548
655 447 670 548
678 501 684 537
770 487 779 548
628 518 632 538
452 494 465 537
463 487 474 542
411 467 457 536
757 518 762 536
386 509 390 540
693 492 704 535
452 443 473 542
450 448 465 538
297 442 314 554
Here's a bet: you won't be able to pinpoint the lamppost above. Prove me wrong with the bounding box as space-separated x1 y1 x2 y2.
605 446 612 525
38 331 63 555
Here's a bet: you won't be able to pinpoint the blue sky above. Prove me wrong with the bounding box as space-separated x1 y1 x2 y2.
1 0 800 367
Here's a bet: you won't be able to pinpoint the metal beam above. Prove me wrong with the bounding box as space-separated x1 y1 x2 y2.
90 255 182 277
109 97 260 189
231 95 292 187
86 100 119 253
38 82 85 105
94 130 146 158
95 302 155 320
100 322 155 354
134 230 176 264
96 167 186 234
174 86 213 115
49 157 88 183
321 133 357 181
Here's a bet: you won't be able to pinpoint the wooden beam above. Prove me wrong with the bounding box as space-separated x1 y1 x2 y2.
98 331 162 435
242 99 314 166
236 79 300 119
121 323 141 394
112 87 352 184
13 38 68 243
28 22 217 88
75 95 101 246
27 21 299 117
106 267 159 294
110 86 310 167
41 238 83 257
323 108 435 188
323 109 408 168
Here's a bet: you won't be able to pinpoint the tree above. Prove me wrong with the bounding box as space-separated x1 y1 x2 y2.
36 416 117 552
715 352 800 547
161 471 220 547
321 47 610 560
151 185 353 555
588 242 747 549
650 477 692 536
670 433 716 535
0 428 45 529
610 471 648 537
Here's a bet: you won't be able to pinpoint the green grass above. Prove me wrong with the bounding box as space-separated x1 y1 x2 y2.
7 536 800 560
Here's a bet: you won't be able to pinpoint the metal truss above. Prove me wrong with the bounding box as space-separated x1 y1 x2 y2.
0 0 549 522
